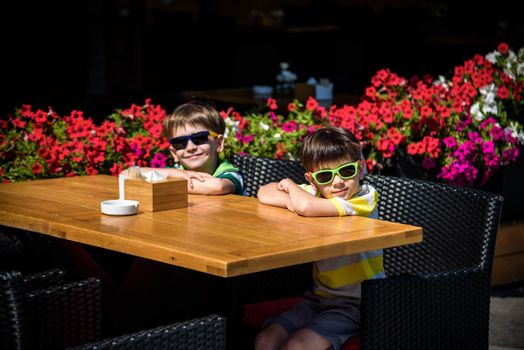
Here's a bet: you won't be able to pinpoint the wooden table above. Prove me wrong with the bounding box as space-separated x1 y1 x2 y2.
0 175 422 277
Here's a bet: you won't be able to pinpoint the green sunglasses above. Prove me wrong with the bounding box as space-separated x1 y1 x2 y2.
310 161 359 185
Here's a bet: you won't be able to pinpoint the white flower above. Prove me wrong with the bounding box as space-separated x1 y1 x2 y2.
507 122 524 145
470 103 483 121
482 103 498 116
471 83 498 118
274 133 282 140
259 121 269 131
517 63 524 77
433 75 450 90
224 117 239 138
485 51 500 64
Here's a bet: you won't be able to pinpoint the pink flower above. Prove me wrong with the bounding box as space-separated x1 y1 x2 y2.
267 98 278 110
242 135 254 144
489 126 504 140
151 153 167 168
422 157 436 169
443 136 457 148
282 121 297 132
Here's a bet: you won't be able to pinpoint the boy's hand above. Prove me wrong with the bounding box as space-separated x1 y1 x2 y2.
170 169 207 190
277 178 296 193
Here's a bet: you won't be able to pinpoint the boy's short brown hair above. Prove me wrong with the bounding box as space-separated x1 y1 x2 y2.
300 127 361 171
162 100 226 139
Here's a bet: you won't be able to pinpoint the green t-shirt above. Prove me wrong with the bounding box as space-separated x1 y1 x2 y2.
213 160 245 195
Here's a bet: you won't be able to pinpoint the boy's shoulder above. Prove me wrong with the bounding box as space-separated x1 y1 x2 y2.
214 159 245 196
213 159 239 176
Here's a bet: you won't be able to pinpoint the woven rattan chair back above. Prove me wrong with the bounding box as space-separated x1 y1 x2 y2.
68 314 226 350
360 174 503 349
231 154 306 197
363 174 503 276
0 270 101 350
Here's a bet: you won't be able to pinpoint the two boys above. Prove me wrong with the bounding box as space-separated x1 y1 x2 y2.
129 101 381 350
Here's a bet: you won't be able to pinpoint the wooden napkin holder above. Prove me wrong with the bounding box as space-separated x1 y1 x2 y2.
124 178 188 212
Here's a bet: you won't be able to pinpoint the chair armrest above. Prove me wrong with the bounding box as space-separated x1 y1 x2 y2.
0 271 28 350
68 314 227 350
23 268 67 291
360 269 490 350
26 277 102 349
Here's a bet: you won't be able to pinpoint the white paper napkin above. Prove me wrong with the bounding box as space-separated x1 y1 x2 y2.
142 170 167 183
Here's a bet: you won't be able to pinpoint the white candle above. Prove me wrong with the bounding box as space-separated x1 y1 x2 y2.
119 174 126 200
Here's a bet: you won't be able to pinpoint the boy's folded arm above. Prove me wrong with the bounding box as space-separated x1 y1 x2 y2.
257 182 291 209
188 176 236 195
287 186 340 217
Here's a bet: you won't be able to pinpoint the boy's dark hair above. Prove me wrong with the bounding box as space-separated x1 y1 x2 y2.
162 100 226 138
300 127 361 171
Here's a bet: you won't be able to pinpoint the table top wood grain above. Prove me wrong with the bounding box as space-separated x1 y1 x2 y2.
0 175 422 277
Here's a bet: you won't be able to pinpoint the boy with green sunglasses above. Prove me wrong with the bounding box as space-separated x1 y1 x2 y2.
256 127 382 350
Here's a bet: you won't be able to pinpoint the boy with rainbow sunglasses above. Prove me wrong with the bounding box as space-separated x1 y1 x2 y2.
122 99 244 195
256 126 382 350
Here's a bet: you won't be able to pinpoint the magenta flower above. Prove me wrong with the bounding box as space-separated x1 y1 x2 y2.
468 131 482 144
242 135 254 144
443 136 457 148
480 117 496 129
482 141 495 154
489 126 504 140
151 153 167 168
282 121 297 132
422 157 436 169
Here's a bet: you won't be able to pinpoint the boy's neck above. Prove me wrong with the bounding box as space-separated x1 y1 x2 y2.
194 157 219 175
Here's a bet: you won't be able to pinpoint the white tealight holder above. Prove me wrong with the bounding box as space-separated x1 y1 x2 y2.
100 199 139 216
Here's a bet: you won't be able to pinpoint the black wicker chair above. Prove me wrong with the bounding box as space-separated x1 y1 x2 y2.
358 174 503 349
2 268 227 350
68 314 227 350
0 270 102 350
231 155 503 349
231 153 306 197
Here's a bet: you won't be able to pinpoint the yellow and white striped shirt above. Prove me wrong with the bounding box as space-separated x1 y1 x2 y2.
299 183 384 298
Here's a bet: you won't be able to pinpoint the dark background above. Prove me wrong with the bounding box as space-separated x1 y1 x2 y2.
1 0 523 120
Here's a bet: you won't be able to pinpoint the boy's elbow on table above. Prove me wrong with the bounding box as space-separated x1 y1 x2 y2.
292 200 316 217
257 183 277 200
257 191 272 205
189 178 235 195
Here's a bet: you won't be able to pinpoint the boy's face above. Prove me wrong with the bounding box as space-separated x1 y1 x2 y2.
169 124 224 174
304 159 364 200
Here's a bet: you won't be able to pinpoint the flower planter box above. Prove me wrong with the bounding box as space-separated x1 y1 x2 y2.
492 220 524 286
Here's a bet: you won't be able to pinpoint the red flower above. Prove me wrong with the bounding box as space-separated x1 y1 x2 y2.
365 86 376 99
32 163 43 174
10 117 26 129
497 86 509 99
420 106 433 118
305 97 319 111
267 98 278 110
497 42 509 55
